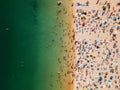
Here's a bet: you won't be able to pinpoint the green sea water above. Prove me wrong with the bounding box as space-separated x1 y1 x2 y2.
0 0 64 90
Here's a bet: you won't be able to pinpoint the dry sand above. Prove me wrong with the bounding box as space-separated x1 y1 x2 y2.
73 0 120 90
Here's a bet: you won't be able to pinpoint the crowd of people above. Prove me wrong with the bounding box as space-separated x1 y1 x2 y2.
74 0 120 90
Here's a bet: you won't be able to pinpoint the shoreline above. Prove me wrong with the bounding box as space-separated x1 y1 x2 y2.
56 0 75 90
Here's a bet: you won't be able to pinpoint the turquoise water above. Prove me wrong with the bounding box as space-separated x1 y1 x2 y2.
35 0 64 90
0 0 63 90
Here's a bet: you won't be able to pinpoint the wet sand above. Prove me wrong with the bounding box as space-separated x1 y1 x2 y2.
56 0 75 90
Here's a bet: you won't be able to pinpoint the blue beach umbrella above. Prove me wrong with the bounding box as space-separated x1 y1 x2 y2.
110 76 113 80
113 16 117 21
98 76 103 81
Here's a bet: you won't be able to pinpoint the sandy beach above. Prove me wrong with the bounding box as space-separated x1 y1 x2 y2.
55 0 120 90
73 0 120 90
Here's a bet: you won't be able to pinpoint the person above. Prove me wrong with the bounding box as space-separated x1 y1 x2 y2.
76 2 82 6
57 1 62 6
86 1 89 6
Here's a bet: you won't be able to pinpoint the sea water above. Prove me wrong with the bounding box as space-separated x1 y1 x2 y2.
0 0 64 90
